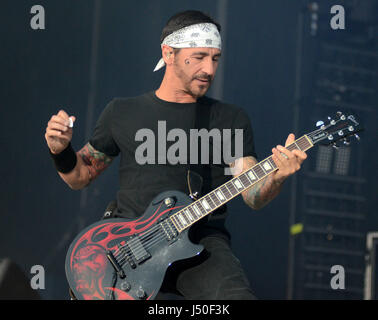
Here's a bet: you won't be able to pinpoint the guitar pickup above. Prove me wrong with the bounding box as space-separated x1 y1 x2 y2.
126 237 151 264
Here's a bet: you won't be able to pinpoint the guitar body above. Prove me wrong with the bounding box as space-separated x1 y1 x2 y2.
65 190 203 300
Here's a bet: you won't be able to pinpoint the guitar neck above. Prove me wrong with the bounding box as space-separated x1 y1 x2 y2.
169 135 314 233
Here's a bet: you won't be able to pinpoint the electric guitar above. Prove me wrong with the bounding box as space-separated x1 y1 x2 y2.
65 112 362 300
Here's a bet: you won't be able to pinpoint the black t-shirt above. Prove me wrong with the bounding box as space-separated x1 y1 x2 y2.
89 91 257 241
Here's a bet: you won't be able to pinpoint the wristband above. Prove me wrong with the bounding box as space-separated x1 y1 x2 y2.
49 143 77 173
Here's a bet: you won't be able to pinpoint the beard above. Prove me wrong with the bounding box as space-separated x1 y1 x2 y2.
173 62 213 99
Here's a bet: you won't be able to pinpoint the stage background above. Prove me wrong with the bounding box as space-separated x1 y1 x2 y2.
0 0 376 299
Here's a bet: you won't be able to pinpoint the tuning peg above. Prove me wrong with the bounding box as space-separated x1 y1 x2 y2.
327 116 336 124
332 143 339 150
343 138 350 146
354 133 360 141
338 130 344 136
328 134 334 141
316 120 324 127
335 111 346 120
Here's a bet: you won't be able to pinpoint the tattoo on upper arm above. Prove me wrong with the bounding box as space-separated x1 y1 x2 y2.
78 143 113 181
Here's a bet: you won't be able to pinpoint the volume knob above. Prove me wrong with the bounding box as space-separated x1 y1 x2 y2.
137 287 147 300
120 281 131 292
164 197 174 207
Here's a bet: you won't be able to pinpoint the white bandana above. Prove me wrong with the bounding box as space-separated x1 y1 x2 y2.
153 23 222 72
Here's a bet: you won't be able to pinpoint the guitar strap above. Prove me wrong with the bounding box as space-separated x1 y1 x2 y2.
187 98 228 226
186 100 212 199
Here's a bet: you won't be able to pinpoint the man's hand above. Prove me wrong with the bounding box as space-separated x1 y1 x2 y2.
45 109 76 154
271 133 307 184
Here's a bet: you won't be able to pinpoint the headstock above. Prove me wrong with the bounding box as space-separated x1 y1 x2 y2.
307 111 363 148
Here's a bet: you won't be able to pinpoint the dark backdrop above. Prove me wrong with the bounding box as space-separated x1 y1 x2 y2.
0 0 376 299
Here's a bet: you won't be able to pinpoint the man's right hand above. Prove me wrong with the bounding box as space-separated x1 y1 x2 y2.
45 109 76 154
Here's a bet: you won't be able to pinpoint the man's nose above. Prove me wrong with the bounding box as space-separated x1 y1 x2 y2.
201 58 216 77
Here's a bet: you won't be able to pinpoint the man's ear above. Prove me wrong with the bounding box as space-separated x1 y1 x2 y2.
162 45 174 64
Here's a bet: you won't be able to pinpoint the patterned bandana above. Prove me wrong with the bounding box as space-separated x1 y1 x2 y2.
153 23 222 72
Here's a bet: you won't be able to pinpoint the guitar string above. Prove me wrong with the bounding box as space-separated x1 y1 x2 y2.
115 233 168 265
112 222 165 253
114 208 207 262
112 219 181 260
114 206 210 261
114 151 300 262
112 135 316 264
112 206 207 258
112 225 164 257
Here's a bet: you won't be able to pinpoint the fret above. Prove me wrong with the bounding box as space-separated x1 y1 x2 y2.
267 156 277 170
205 195 216 209
184 209 194 222
260 163 267 175
226 181 237 195
261 159 274 173
246 170 257 183
192 203 203 217
298 136 312 151
170 215 181 231
216 189 226 202
196 202 207 215
220 185 231 199
188 206 198 220
181 211 191 224
201 198 211 211
177 213 188 226
286 143 297 152
233 178 244 190
296 139 305 151
168 136 316 234
239 173 251 188
173 215 183 230
253 164 265 179
303 135 313 150
210 192 221 206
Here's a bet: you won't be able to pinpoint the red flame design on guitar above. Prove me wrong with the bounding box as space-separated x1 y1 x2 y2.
68 202 184 300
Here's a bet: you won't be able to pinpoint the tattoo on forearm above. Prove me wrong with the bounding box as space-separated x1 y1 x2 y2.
244 174 283 210
79 143 113 181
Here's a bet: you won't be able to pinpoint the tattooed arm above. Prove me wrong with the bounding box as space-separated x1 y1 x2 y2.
230 156 284 210
230 134 307 210
58 142 113 190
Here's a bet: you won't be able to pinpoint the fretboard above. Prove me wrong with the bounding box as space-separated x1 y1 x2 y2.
169 135 313 233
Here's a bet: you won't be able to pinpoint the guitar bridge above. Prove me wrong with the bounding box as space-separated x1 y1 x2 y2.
160 219 178 242
106 250 126 279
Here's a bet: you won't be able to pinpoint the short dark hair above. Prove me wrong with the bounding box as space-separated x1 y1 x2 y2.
160 10 221 43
